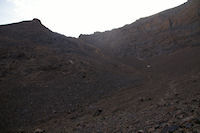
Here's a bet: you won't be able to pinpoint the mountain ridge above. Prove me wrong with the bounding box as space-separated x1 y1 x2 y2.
79 0 200 59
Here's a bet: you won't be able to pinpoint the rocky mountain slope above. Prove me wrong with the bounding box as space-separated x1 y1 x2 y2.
0 0 200 132
79 0 200 60
0 19 142 132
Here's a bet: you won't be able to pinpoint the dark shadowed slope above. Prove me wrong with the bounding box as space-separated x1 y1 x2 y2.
0 19 142 132
37 46 200 133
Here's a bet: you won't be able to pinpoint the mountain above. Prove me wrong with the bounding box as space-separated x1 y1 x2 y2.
79 0 200 60
0 0 200 132
0 18 142 132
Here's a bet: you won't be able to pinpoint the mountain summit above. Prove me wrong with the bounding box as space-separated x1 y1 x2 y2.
32 18 42 23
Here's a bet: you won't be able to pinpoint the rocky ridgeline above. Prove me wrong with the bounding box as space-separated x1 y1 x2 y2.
79 0 200 59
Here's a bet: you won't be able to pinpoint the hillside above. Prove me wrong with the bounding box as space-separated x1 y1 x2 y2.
79 0 200 60
0 18 142 132
0 0 200 132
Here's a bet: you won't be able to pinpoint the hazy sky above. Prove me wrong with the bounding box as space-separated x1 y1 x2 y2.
0 0 187 37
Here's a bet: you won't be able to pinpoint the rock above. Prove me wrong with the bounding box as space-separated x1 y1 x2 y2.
93 109 103 116
139 97 145 102
181 116 195 124
175 93 179 97
52 110 57 114
194 118 200 124
161 126 169 133
137 130 144 133
32 18 42 24
139 97 152 102
34 128 45 133
168 125 179 133
177 128 184 133
148 127 155 132
161 125 179 133
190 109 195 113
70 115 77 120
177 114 185 119
192 99 198 102
17 129 25 133
69 60 74 64
146 65 151 68
148 97 152 101
192 79 197 83
155 124 160 129
185 123 193 128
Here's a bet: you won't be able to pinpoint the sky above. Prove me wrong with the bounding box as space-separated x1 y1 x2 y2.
0 0 187 37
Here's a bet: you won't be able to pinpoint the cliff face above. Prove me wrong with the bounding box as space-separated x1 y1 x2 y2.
79 0 200 59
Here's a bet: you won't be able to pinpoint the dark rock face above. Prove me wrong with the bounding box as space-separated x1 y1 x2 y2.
79 0 200 59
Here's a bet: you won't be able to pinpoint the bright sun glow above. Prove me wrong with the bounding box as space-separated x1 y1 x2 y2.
0 0 187 37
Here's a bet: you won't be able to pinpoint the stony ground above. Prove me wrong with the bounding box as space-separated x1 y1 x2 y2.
17 69 200 133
